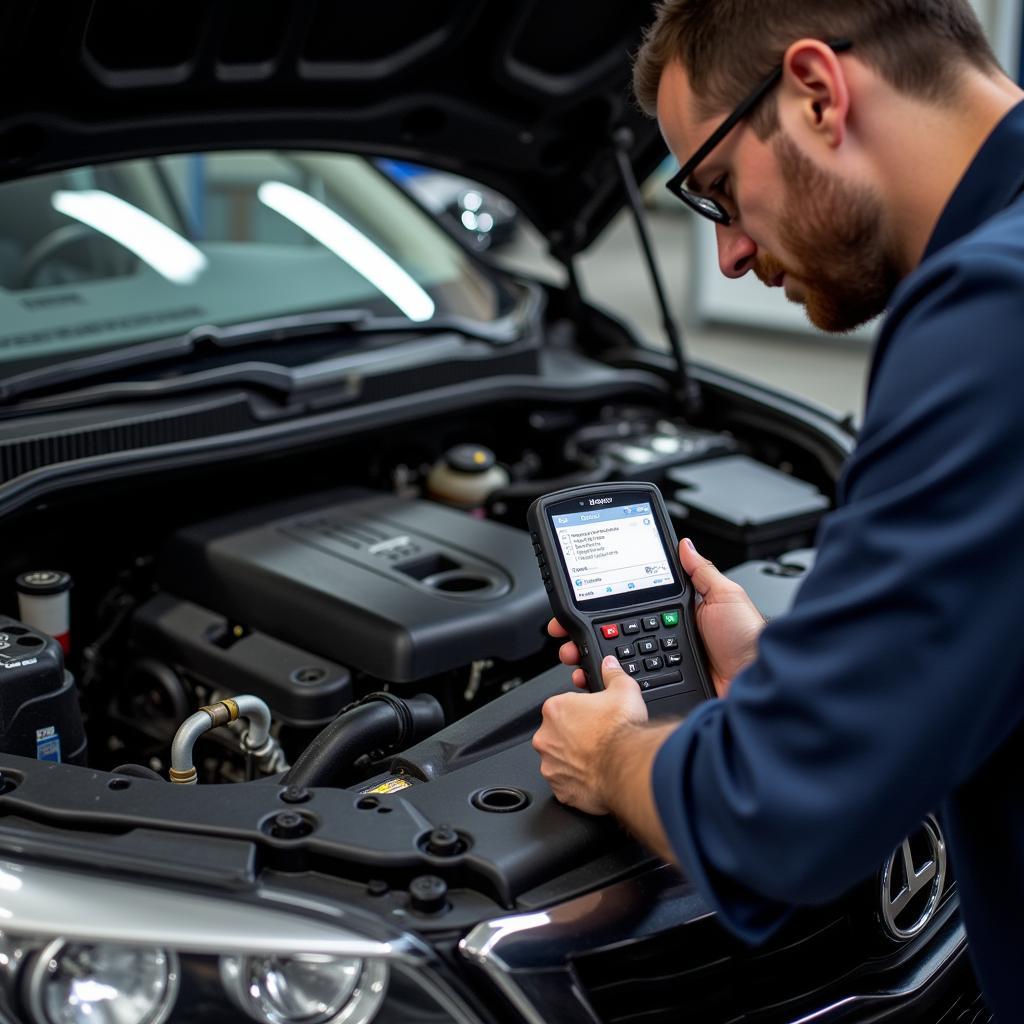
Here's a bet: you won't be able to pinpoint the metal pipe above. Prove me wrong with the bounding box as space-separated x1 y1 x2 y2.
169 695 275 785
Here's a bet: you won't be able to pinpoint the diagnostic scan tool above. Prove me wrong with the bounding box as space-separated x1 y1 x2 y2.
529 483 714 717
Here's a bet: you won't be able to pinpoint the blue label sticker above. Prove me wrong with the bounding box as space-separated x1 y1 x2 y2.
35 727 61 763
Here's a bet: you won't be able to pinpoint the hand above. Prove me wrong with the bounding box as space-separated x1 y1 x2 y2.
532 656 649 815
547 538 766 698
679 537 765 696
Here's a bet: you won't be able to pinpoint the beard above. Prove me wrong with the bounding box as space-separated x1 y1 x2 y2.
753 133 902 333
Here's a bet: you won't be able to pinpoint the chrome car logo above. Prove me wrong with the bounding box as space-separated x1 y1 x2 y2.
879 816 947 940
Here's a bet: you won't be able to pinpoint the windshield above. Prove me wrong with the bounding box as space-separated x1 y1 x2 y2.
0 150 513 371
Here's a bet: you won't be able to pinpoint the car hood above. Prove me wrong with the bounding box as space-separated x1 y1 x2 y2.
0 1 667 257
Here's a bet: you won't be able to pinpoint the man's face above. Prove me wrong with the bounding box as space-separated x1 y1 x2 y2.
657 60 902 333
762 133 902 332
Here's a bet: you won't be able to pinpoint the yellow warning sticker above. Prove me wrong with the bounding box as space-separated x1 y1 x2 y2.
360 777 413 795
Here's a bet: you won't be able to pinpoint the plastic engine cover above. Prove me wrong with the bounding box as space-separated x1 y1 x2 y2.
159 490 550 682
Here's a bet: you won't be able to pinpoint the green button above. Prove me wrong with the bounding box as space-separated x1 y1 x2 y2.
661 610 680 627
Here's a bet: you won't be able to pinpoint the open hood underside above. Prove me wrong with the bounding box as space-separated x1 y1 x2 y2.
0 0 668 256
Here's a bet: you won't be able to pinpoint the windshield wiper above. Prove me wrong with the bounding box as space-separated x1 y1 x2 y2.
0 307 525 407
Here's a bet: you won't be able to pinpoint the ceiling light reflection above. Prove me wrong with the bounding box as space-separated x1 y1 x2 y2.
0 869 22 892
51 190 208 285
258 181 435 323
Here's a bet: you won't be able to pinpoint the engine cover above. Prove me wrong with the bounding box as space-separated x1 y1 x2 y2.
159 490 550 682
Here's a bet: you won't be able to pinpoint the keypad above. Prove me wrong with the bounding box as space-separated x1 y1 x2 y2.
590 608 695 695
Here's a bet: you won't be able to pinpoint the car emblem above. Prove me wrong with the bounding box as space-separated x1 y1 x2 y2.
879 815 947 941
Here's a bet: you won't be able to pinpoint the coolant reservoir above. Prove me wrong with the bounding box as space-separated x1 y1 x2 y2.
426 444 509 509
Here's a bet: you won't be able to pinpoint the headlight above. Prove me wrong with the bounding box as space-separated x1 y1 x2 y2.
221 953 387 1024
23 941 178 1024
0 859 480 1024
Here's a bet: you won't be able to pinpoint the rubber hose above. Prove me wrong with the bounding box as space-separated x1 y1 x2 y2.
112 763 165 782
283 693 444 789
487 454 615 505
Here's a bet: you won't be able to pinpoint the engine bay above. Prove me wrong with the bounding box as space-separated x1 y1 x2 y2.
0 387 837 910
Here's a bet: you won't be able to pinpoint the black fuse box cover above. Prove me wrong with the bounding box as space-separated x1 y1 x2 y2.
159 490 550 683
0 617 86 765
668 456 830 567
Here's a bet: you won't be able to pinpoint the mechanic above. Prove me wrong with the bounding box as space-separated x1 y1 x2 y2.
532 1 1024 1016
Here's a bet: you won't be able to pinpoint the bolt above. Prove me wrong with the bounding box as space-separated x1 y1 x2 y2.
425 826 462 857
367 879 389 897
292 667 327 685
271 811 310 839
409 875 448 914
281 785 311 804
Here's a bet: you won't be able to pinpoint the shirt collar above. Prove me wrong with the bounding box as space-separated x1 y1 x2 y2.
923 99 1024 262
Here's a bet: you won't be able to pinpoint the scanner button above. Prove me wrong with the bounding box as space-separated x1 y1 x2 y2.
622 660 641 676
644 656 664 672
621 620 641 635
660 636 679 651
637 638 658 655
616 644 635 659
600 623 620 640
666 653 683 667
661 610 680 628
646 669 683 689
642 616 660 631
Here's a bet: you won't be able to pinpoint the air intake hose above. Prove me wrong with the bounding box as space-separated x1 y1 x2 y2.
283 692 444 789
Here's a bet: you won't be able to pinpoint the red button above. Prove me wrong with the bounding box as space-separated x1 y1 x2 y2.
600 623 620 639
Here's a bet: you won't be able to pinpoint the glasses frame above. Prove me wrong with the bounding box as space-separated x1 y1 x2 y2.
665 39 853 225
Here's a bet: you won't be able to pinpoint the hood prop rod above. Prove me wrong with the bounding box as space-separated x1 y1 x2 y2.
612 127 700 417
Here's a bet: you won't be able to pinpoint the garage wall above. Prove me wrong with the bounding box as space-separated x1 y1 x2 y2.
689 0 1024 339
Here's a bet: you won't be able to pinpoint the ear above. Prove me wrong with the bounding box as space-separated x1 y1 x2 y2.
779 40 851 149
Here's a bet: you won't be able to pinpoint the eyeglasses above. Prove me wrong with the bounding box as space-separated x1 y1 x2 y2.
664 39 853 225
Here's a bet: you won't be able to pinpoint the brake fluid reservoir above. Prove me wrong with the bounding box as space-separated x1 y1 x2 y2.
426 445 509 510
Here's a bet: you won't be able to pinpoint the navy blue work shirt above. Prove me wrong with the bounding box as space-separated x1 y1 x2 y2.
653 99 1024 1018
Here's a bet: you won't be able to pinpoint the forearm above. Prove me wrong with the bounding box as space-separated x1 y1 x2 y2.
601 721 681 864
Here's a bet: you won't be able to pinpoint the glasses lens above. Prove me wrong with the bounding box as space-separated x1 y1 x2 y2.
673 188 727 224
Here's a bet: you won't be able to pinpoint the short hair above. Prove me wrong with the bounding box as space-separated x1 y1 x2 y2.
633 0 1000 135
